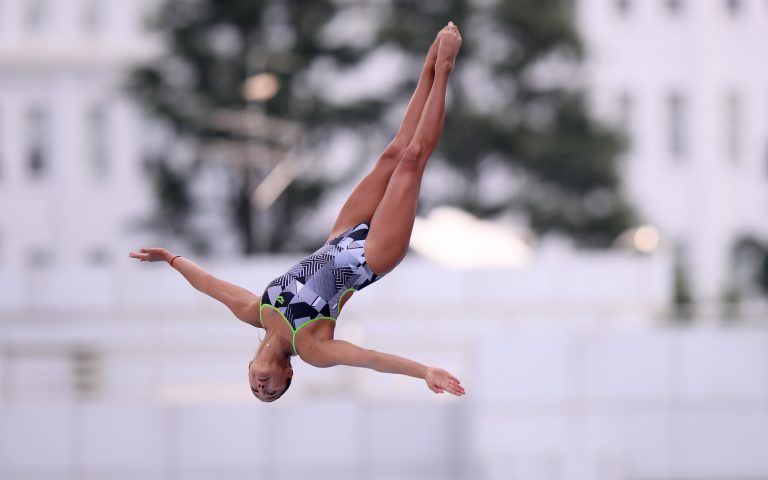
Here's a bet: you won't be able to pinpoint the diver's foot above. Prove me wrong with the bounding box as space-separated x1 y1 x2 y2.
427 24 452 66
437 21 462 69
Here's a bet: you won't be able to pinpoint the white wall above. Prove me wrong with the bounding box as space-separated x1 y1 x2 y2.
2 319 767 480
473 328 768 480
0 0 158 273
3 254 767 480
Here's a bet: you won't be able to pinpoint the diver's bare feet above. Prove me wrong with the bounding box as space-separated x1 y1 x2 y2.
437 21 462 71
426 24 454 67
426 33 440 67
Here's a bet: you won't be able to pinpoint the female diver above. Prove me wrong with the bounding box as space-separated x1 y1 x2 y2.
129 22 465 402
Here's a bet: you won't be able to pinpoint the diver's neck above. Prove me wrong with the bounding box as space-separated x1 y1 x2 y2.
257 329 293 361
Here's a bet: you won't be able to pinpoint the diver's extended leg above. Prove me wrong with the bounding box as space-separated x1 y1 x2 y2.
364 24 461 275
327 26 450 241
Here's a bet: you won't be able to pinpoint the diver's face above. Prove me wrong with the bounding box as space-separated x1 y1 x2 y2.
249 361 292 402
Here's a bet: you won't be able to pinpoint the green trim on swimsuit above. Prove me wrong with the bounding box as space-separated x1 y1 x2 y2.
260 288 355 356
337 288 356 312
260 304 296 337
259 303 335 356
292 315 336 355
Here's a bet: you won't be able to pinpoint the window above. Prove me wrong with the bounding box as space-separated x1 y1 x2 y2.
765 131 768 178
27 247 52 268
673 240 694 318
87 104 110 180
615 91 634 153
26 105 50 179
81 0 103 33
71 349 102 401
140 117 167 176
725 0 743 15
86 247 110 266
731 238 766 298
667 92 686 159
24 0 48 32
724 91 741 163
765 141 768 178
615 0 632 15
666 0 684 15
618 91 633 135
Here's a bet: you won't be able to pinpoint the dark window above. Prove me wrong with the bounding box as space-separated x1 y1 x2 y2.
82 0 103 33
724 91 741 163
26 105 49 178
24 0 47 31
618 91 633 149
725 0 743 15
765 139 768 178
673 240 694 318
27 247 52 268
765 127 768 178
616 0 632 15
141 118 166 177
87 104 109 180
86 247 110 266
72 349 102 400
667 92 687 159
666 0 685 15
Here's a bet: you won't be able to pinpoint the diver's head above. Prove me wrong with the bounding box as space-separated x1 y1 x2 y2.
248 340 293 402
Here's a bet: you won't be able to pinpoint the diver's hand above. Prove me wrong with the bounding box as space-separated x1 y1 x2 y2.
128 247 174 263
425 367 465 396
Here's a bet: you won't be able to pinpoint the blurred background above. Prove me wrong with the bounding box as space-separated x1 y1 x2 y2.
1 0 767 478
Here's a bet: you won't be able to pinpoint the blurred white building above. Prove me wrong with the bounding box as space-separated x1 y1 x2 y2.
0 0 157 273
0 0 768 311
578 0 768 310
1 0 765 308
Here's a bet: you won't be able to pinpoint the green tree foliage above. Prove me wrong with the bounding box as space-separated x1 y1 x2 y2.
375 0 634 246
130 0 365 253
130 0 634 253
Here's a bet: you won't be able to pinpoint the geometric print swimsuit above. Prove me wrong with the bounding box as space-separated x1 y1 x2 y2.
260 222 382 355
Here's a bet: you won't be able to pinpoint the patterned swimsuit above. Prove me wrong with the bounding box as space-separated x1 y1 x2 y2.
260 222 382 355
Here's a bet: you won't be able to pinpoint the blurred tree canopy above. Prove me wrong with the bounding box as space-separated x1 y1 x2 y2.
130 0 635 254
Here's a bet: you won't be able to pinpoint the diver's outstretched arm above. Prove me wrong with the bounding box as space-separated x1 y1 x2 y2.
128 247 262 327
304 338 465 396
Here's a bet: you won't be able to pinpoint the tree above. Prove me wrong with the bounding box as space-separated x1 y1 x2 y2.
130 0 376 253
373 0 634 246
130 0 634 254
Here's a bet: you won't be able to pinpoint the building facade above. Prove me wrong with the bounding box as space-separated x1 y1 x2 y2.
577 0 768 309
0 0 157 275
2 0 766 308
